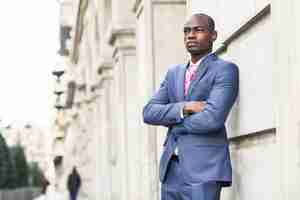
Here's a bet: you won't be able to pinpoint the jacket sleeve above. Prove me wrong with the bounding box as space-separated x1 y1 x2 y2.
181 63 239 134
143 69 186 127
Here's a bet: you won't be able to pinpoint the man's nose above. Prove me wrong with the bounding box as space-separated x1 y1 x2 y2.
186 30 197 39
187 32 196 39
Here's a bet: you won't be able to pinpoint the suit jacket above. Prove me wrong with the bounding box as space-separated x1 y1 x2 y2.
143 53 239 186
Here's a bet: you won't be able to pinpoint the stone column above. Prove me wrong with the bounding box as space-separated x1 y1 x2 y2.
112 0 136 29
93 1 116 196
133 1 186 200
96 0 114 64
273 0 300 199
96 66 114 200
111 30 139 200
109 1 138 199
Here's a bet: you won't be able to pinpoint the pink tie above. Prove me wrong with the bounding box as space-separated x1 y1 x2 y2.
184 64 198 96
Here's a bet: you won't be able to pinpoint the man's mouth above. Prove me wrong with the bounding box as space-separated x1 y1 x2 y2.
187 42 198 47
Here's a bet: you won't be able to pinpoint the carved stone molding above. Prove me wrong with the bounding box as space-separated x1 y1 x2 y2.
97 58 113 75
133 0 186 13
132 0 143 13
108 27 136 49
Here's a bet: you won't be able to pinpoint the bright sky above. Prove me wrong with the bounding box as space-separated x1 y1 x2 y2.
0 1 59 129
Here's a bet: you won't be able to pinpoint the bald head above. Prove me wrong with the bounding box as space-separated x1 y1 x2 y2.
185 13 215 32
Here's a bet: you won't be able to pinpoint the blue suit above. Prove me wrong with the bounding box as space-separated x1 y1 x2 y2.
143 53 239 199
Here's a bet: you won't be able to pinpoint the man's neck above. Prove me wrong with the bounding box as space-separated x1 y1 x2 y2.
190 51 212 64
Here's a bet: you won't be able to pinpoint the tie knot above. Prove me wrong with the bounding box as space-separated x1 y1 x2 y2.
190 64 197 72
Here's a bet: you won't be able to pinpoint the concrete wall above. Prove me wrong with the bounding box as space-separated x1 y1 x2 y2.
188 1 281 199
190 0 273 136
222 131 280 200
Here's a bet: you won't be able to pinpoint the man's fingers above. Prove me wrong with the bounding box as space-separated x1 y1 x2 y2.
184 101 207 114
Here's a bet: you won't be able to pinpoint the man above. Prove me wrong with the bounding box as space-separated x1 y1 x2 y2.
143 13 239 200
67 167 81 200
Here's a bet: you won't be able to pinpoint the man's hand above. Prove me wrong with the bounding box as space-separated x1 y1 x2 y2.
183 101 206 116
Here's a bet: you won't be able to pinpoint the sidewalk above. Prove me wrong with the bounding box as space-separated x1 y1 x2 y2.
33 185 64 200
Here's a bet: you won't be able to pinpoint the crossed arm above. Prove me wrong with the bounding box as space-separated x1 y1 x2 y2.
142 63 239 134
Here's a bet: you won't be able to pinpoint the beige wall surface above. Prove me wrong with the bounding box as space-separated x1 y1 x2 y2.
225 14 274 137
190 0 274 137
190 0 270 41
222 132 280 200
188 1 282 200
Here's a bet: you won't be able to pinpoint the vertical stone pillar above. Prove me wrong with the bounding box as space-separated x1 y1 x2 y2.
100 81 111 200
89 88 100 200
93 87 104 200
109 1 138 199
95 0 116 196
111 34 139 200
96 0 114 64
97 72 114 200
112 0 136 29
273 0 300 199
133 1 186 200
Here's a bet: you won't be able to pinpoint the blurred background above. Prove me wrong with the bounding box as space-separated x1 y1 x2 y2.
0 1 58 199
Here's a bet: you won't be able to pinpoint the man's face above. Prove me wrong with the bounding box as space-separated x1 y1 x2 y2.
183 16 217 55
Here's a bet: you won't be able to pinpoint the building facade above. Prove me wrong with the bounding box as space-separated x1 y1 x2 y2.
52 0 300 199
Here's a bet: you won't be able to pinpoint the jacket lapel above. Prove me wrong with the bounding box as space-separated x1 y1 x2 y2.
187 53 217 98
177 63 188 101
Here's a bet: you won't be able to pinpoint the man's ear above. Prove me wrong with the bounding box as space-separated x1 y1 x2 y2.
211 31 217 42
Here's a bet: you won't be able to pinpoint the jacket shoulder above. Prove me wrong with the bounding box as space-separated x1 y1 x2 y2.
167 63 186 74
211 57 239 73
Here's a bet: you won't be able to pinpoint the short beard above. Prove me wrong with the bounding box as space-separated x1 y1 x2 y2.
188 47 212 57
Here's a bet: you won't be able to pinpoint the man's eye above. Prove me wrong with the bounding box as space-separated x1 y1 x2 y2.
183 28 191 33
195 28 205 32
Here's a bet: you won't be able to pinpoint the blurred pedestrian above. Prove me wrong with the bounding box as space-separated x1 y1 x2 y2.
67 166 81 200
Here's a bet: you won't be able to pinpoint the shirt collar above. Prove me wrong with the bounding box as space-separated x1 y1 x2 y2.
189 52 211 67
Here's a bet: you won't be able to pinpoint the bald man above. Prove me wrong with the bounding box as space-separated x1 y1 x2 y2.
143 13 239 200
